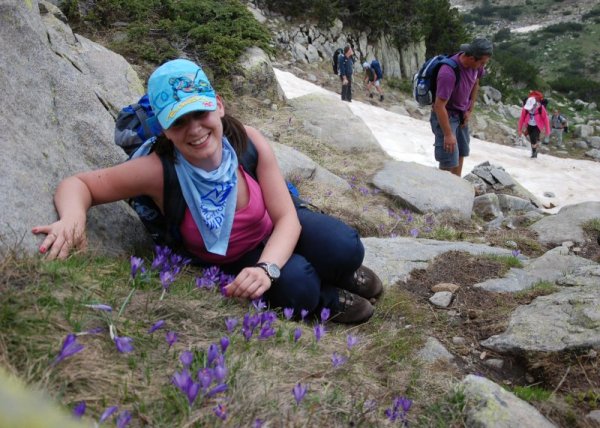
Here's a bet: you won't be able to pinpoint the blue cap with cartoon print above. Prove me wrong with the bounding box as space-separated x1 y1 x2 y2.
147 59 217 130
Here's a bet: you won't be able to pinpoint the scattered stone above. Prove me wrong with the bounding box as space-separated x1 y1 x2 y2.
460 375 556 428
556 265 600 287
585 148 600 160
483 359 504 370
429 291 453 308
452 336 467 346
473 194 502 221
417 337 454 364
543 191 555 198
529 201 600 245
587 410 600 424
431 283 460 293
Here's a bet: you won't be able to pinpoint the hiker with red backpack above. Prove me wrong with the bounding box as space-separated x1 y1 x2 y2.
32 59 382 324
517 91 551 158
429 38 493 177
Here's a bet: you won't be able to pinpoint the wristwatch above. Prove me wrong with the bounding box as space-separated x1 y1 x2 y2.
255 262 281 283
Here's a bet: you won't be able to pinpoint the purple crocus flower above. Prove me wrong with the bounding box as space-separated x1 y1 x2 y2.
173 369 193 391
347 334 358 349
252 298 267 312
260 311 277 325
207 343 219 365
159 270 176 290
213 404 227 420
147 319 166 334
410 228 419 238
224 317 238 332
292 383 307 405
52 334 84 366
99 405 118 424
385 396 412 422
186 382 200 406
253 419 265 428
84 303 113 312
258 325 275 340
72 401 86 418
207 383 228 397
314 324 325 342
114 336 134 354
283 308 294 320
196 276 215 289
212 364 228 382
130 256 144 279
197 368 212 390
320 307 330 322
116 410 132 428
512 249 521 257
82 326 106 335
331 352 347 368
166 331 178 348
220 336 230 354
300 309 309 320
180 350 193 368
293 328 302 343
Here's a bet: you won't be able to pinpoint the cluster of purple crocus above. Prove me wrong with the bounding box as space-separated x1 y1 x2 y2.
56 247 415 425
195 265 235 295
172 343 229 417
73 401 131 427
384 396 412 424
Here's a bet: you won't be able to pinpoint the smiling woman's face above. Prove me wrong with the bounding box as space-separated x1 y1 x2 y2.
163 96 225 170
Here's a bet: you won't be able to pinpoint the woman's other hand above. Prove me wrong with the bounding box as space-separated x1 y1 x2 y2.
224 266 271 300
31 218 87 260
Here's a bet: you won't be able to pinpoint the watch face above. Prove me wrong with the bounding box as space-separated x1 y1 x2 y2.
266 263 280 279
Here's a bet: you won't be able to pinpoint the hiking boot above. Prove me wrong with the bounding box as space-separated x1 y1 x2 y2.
369 93 374 98
344 265 383 300
380 95 384 101
532 148 538 158
331 289 374 324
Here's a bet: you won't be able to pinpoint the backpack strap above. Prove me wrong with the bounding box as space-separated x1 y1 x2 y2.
133 104 152 140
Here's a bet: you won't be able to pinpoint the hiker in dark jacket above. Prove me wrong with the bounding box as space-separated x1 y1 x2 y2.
32 59 382 324
338 45 354 102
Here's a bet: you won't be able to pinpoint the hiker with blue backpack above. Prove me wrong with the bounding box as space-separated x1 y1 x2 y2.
362 60 384 101
32 59 382 324
421 38 492 177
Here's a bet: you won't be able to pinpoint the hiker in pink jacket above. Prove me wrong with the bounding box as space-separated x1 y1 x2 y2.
517 96 550 158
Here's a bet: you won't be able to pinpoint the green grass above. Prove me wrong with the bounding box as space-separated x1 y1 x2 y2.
0 251 435 427
484 254 524 269
583 218 600 234
510 385 552 402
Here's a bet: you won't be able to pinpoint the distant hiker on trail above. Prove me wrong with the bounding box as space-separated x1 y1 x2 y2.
430 38 493 177
518 95 550 158
362 60 384 101
338 45 354 102
32 58 382 324
549 108 568 149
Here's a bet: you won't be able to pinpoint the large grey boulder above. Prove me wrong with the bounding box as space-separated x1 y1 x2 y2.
235 46 284 101
288 94 383 153
460 375 556 428
1 0 150 257
529 201 600 245
481 284 600 353
372 161 474 220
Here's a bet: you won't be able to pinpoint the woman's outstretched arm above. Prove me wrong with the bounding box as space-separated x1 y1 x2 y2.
32 154 164 260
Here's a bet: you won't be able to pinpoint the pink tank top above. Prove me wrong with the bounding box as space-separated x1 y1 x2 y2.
180 167 273 263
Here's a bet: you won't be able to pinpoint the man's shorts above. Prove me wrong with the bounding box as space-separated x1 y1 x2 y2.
430 111 470 169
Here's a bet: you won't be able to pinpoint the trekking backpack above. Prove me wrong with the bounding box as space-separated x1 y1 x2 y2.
523 91 548 108
370 59 383 80
114 94 162 156
413 55 460 106
332 48 344 74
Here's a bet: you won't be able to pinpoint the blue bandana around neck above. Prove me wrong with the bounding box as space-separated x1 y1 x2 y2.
174 137 238 256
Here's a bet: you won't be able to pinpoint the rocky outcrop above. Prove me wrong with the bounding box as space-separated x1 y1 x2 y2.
481 283 600 353
1 0 150 257
246 4 425 79
529 201 600 246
